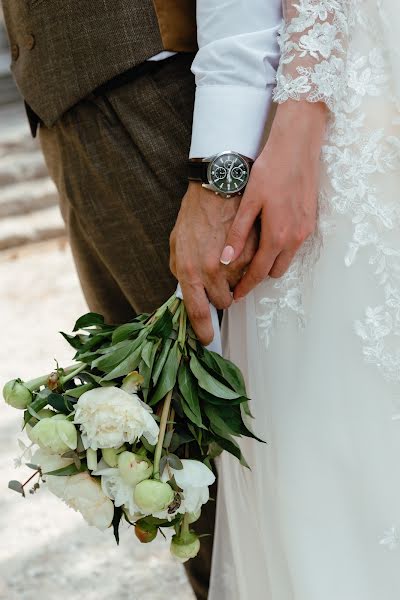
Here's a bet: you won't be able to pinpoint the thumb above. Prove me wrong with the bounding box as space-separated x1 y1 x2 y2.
220 198 260 265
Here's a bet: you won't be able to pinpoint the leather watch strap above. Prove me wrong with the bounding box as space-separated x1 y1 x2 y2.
187 160 209 183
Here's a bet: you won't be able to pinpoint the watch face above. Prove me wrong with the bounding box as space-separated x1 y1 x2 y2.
208 152 250 195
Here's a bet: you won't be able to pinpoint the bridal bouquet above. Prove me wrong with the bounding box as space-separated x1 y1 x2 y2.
3 293 259 562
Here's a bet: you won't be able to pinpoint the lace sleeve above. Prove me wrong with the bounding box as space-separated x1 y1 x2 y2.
273 0 349 110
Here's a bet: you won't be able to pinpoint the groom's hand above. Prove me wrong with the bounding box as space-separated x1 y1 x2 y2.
170 183 257 345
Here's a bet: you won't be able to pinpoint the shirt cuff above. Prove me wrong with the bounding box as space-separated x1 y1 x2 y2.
189 85 274 160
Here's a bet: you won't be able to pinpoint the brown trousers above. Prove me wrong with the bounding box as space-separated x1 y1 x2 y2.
39 54 215 600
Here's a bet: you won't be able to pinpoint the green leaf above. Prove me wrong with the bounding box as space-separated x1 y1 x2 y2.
152 338 172 386
91 341 134 371
141 340 154 368
112 506 123 545
8 480 25 496
149 342 181 406
169 431 194 453
199 388 248 407
46 392 76 414
73 312 105 331
60 332 84 350
149 309 173 340
141 339 161 401
45 462 88 476
101 345 143 381
214 434 249 468
201 350 247 396
66 383 94 398
112 321 145 344
189 353 240 400
23 391 53 425
178 362 203 428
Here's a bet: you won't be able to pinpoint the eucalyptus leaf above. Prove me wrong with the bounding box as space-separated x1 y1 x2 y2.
25 463 40 471
8 480 25 496
167 454 183 470
190 353 240 400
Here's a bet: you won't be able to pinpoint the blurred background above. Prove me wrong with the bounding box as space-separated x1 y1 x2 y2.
0 9 193 600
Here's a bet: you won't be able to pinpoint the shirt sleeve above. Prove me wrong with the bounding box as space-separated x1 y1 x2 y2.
189 0 283 160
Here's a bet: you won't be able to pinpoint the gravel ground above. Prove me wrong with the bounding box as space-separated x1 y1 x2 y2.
0 240 194 600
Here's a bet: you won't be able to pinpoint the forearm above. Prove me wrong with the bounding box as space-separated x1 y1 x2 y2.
190 0 282 159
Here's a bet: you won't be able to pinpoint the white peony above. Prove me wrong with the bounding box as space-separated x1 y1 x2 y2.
46 471 114 530
93 461 140 516
73 386 159 450
161 459 215 516
31 448 74 473
30 415 78 455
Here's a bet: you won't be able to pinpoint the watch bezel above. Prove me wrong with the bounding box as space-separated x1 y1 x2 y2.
205 151 251 197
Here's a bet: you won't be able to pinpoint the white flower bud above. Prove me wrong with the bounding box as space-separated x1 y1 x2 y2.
30 415 77 455
86 448 98 471
134 479 174 514
3 379 32 409
26 409 56 442
102 446 126 467
170 532 201 563
118 451 153 487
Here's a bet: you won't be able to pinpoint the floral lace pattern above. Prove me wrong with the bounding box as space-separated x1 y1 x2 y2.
273 0 350 109
260 0 400 382
258 0 400 551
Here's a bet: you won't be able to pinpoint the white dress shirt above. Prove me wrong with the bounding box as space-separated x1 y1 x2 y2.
189 0 282 160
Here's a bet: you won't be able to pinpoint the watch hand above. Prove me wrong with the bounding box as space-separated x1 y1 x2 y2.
227 159 235 184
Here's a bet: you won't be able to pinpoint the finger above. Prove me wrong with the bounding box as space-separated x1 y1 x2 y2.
180 279 214 345
206 275 233 311
233 244 278 300
220 196 260 266
269 249 297 279
200 254 233 309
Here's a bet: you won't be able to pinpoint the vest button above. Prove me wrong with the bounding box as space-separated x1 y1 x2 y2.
24 34 36 51
11 43 19 61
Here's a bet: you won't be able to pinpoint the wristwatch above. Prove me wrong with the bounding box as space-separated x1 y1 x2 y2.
188 151 253 198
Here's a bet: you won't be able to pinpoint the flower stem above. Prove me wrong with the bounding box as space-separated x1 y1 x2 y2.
25 363 85 392
153 389 173 480
181 512 190 537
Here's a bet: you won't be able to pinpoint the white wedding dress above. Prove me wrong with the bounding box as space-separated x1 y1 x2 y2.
209 1 400 598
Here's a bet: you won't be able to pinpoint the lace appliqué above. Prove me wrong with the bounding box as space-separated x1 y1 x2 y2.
273 0 349 110
259 2 400 386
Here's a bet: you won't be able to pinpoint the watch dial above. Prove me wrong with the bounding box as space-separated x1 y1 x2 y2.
209 153 249 195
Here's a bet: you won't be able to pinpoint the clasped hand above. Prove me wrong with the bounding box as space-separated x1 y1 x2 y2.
170 101 327 344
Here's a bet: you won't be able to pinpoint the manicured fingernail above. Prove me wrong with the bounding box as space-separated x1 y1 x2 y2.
220 245 234 265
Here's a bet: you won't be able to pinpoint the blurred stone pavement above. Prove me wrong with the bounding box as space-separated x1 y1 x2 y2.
0 20 194 600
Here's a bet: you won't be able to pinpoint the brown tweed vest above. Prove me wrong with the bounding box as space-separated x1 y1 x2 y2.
1 0 197 126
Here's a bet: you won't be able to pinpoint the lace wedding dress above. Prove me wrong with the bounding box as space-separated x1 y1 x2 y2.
209 1 400 598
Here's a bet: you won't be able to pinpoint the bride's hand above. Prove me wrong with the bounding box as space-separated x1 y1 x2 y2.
222 99 328 301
